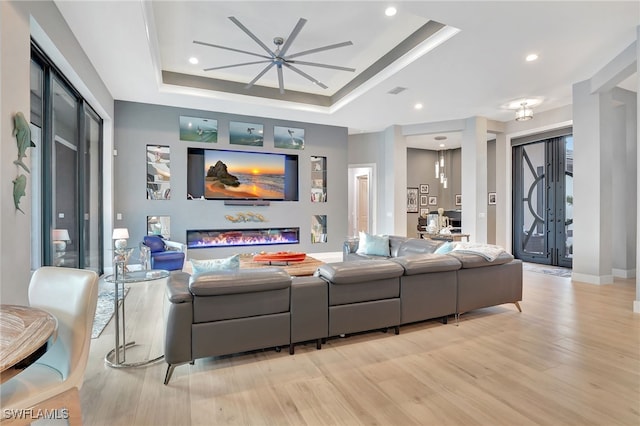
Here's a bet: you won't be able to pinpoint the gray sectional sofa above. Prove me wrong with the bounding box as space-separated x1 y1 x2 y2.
163 236 522 384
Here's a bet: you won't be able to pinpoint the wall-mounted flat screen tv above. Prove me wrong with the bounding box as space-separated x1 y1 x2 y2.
187 148 299 201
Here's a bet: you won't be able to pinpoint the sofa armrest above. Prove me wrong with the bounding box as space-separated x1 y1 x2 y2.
164 272 193 364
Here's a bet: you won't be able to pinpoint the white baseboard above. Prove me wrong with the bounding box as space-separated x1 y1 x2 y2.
612 268 636 279
571 272 614 285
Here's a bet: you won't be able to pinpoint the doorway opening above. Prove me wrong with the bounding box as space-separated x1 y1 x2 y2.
348 164 376 237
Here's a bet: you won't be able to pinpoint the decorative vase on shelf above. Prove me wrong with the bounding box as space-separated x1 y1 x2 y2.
426 219 437 234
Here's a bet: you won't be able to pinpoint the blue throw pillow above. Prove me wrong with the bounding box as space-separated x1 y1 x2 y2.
434 241 455 254
356 232 390 257
190 254 240 274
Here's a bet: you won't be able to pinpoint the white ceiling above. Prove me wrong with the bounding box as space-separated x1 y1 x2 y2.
54 1 638 150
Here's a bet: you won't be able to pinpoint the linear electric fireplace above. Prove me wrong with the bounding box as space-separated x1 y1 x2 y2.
187 227 300 249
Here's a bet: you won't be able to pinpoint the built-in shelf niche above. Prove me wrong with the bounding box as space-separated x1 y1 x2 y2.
310 156 327 203
311 215 327 243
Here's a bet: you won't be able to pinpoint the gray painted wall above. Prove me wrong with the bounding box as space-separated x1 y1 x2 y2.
113 101 348 260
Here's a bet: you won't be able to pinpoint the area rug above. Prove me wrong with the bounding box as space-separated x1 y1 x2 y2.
91 281 129 339
523 263 572 278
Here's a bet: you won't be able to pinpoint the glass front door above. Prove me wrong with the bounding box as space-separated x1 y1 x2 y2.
513 136 573 268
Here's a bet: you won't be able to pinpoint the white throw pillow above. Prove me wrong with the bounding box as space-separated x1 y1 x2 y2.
190 254 240 274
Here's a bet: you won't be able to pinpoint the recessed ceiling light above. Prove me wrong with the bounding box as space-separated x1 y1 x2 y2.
414 103 423 110
439 143 445 148
525 53 538 62
189 57 199 65
385 6 397 17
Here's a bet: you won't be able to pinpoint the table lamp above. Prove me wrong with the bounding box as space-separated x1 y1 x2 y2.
52 229 70 252
52 229 70 267
112 228 129 250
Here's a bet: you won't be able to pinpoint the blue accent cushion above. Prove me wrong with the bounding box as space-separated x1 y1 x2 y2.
190 254 240 275
144 235 166 253
434 241 455 254
356 232 390 257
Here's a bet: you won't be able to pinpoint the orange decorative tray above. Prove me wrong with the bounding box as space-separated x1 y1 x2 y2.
253 252 307 263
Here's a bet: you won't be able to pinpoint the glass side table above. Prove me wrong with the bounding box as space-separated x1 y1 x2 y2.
104 265 169 368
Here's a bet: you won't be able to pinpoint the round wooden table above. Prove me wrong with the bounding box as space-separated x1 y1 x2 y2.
0 304 57 383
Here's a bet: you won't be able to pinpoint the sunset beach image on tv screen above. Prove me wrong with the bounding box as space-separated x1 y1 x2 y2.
204 150 286 199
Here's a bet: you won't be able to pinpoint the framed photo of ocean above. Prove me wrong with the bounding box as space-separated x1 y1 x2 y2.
179 116 218 143
274 126 305 149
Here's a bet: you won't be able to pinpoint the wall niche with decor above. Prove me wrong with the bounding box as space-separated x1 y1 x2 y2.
310 156 326 203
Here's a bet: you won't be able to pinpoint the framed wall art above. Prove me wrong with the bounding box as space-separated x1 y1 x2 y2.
420 184 429 194
407 187 419 213
274 125 304 149
428 196 438 206
488 192 497 205
229 121 264 146
420 194 428 206
455 194 462 206
147 215 171 239
179 116 218 142
146 145 171 200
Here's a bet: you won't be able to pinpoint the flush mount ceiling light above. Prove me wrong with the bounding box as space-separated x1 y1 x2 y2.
525 53 539 62
194 16 355 94
385 6 397 17
515 102 533 121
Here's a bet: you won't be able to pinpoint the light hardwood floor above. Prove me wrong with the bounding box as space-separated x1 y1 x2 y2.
81 266 640 426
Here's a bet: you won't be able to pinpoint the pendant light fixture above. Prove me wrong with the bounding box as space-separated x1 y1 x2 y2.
434 135 448 188
435 150 447 187
515 102 533 121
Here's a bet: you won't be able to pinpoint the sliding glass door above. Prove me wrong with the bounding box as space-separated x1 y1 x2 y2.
31 43 104 273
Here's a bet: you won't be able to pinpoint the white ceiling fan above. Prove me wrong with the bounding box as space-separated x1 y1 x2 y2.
194 16 356 94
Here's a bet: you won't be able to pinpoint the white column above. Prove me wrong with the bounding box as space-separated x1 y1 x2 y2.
572 80 614 284
635 25 640 313
461 116 488 243
611 88 637 279
380 125 407 236
494 132 511 251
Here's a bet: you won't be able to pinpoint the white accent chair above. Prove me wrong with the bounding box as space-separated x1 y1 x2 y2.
0 267 99 425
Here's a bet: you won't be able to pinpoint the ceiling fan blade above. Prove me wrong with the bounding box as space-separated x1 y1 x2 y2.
283 63 328 89
279 18 307 57
245 62 276 89
285 41 353 59
288 60 355 72
193 40 271 59
228 16 275 57
277 65 285 94
203 60 271 72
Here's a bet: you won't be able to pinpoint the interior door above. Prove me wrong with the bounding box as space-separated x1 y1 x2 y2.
513 136 573 267
356 174 369 233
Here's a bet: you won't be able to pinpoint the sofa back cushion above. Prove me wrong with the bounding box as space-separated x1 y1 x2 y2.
388 236 409 257
396 238 442 257
189 268 291 323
